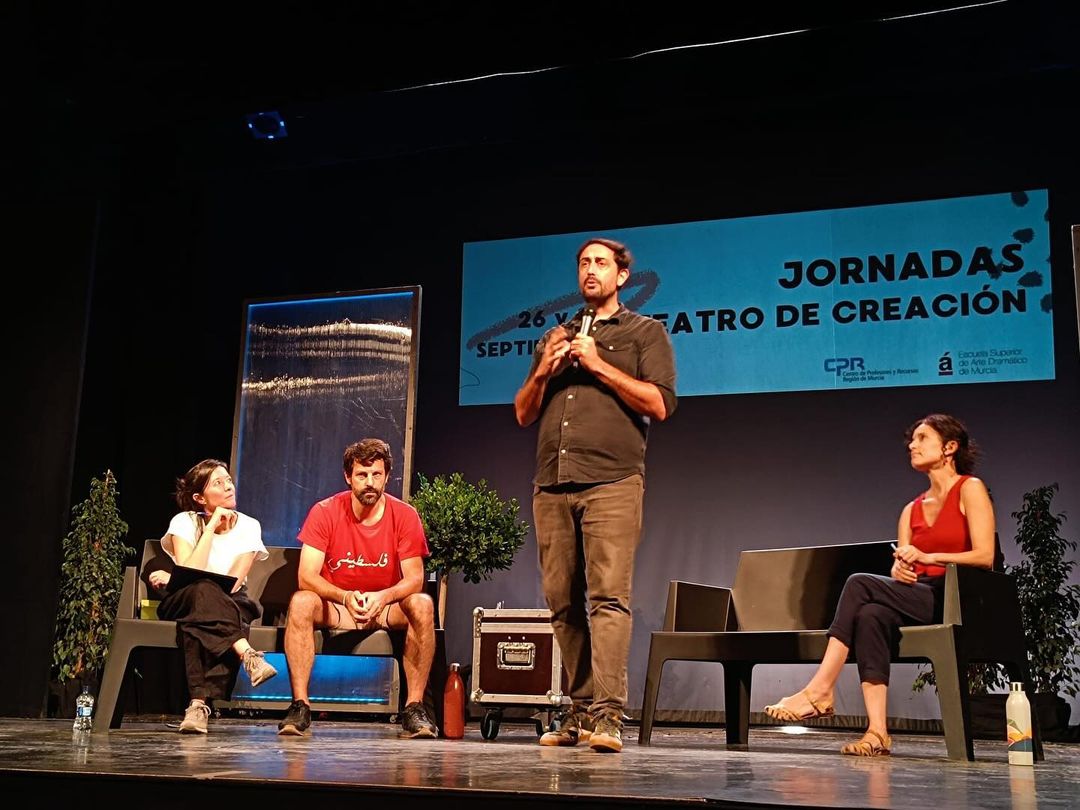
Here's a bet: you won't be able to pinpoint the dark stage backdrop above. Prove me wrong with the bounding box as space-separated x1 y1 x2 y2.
1 201 97 717
13 7 1080 721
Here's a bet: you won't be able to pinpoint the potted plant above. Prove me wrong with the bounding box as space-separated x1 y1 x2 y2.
1009 483 1080 735
50 470 131 716
410 472 529 626
911 483 1080 739
912 662 1003 697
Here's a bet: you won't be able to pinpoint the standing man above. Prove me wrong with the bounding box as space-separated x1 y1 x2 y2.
278 438 438 738
514 238 677 753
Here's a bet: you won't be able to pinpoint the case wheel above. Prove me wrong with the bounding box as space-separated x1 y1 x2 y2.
481 709 502 740
533 712 558 736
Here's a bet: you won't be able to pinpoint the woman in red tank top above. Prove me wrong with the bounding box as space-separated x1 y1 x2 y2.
764 414 996 756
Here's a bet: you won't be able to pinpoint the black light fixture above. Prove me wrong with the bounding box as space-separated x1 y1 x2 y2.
245 111 287 140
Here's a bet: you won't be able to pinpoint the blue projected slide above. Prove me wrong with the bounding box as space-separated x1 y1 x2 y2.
459 190 1053 405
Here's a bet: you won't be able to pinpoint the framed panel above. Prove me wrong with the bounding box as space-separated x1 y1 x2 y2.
231 287 421 547
1073 224 1079 354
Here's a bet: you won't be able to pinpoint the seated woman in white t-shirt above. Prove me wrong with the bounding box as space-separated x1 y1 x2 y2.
148 458 276 733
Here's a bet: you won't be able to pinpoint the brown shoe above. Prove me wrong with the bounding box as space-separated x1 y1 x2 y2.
588 715 623 753
539 708 593 746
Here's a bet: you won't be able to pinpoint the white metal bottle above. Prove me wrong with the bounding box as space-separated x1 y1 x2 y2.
1006 682 1034 766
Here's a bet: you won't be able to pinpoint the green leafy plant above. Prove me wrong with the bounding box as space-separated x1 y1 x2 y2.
51 470 131 683
411 472 528 584
410 472 528 627
1011 483 1080 697
912 662 1004 694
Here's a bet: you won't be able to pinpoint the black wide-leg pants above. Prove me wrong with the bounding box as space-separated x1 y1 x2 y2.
158 579 261 701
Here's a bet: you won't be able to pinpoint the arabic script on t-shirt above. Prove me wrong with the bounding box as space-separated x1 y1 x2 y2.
328 551 390 571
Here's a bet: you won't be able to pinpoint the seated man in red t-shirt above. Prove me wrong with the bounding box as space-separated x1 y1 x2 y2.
278 438 438 738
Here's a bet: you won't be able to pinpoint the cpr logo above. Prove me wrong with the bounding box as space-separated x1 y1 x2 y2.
824 357 865 376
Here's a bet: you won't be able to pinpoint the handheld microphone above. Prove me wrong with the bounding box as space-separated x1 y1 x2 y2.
572 307 596 368
578 306 596 337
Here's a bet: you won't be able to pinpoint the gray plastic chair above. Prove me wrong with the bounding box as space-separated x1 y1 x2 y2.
94 539 446 732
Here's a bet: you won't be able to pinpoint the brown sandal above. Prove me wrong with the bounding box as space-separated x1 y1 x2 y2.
841 730 892 757
763 689 835 722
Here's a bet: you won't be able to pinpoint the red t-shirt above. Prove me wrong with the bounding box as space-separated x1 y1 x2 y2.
298 491 429 592
909 475 973 577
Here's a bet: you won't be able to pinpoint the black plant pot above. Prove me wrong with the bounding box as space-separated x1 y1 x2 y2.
968 693 1074 741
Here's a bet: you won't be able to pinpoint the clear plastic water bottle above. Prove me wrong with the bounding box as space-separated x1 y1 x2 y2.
73 684 94 731
71 728 90 765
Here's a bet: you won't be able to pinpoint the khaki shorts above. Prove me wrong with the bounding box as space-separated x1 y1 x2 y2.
329 601 392 631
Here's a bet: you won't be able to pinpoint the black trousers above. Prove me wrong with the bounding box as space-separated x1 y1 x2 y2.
827 573 944 685
157 579 261 701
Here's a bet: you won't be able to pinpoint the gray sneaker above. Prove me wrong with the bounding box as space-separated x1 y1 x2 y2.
539 707 594 746
241 649 278 687
588 714 623 753
179 700 210 734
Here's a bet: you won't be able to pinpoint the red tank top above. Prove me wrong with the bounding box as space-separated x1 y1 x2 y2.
909 475 972 577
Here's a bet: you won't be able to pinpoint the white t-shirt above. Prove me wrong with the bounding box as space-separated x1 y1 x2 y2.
162 511 268 580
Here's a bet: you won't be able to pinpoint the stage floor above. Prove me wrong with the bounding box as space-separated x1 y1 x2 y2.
1 716 1076 809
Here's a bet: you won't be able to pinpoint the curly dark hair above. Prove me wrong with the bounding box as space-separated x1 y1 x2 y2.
905 414 980 475
343 438 393 476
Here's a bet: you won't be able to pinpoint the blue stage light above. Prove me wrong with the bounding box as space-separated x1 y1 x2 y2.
245 111 287 140
232 653 395 706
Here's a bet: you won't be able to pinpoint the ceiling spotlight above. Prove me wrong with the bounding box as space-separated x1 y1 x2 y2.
245 111 287 140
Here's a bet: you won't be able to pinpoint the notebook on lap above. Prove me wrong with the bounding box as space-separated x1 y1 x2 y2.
165 565 238 595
